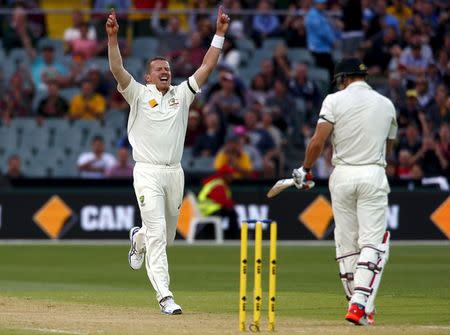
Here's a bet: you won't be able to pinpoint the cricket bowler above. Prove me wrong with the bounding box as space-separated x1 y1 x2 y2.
106 7 230 314
292 58 397 325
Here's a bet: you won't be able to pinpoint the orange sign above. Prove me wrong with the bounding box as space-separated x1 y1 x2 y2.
299 195 334 239
33 195 72 239
430 196 450 239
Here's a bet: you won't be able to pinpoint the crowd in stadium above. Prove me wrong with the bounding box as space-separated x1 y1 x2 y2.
0 0 449 180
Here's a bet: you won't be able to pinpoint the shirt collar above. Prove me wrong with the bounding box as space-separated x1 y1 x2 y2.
145 83 175 95
347 81 372 90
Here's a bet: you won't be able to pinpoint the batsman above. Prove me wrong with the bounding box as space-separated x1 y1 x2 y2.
292 58 397 325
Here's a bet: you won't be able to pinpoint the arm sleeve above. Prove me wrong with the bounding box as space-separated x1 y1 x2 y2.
180 75 201 106
117 76 142 106
318 95 335 124
388 104 398 140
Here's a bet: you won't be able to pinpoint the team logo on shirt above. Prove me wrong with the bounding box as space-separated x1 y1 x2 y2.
149 99 158 108
168 98 180 108
139 195 145 207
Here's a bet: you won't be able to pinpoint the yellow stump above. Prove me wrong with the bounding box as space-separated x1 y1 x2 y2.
251 222 263 332
239 222 248 332
268 222 277 331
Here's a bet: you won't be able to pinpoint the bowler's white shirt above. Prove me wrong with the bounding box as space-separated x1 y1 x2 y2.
119 76 199 165
318 81 397 167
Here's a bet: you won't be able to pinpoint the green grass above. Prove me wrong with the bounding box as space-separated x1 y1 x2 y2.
0 244 449 326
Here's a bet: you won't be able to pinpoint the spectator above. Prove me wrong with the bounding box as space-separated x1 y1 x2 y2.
387 0 413 31
169 31 207 78
185 109 204 147
151 3 187 57
413 135 448 177
366 0 400 39
362 25 399 75
0 69 34 125
207 72 244 125
398 89 420 129
414 75 433 109
397 122 422 155
85 65 110 97
106 146 134 178
63 10 97 52
69 22 99 60
36 80 68 120
2 4 37 57
193 112 223 158
281 5 307 48
251 0 280 48
234 125 264 174
69 79 106 120
266 78 296 133
396 148 414 179
214 134 253 179
289 63 321 125
260 109 284 151
5 155 24 179
436 123 450 176
426 84 450 132
305 0 337 79
246 73 269 107
379 71 406 109
257 59 276 89
271 43 291 80
243 109 279 177
205 65 246 106
31 45 69 92
197 165 239 239
77 135 116 179
399 32 433 82
218 38 241 71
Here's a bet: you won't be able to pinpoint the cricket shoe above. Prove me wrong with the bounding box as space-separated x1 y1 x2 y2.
345 303 368 326
128 227 144 270
159 297 182 315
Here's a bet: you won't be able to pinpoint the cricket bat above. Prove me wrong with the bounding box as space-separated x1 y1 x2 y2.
266 179 315 198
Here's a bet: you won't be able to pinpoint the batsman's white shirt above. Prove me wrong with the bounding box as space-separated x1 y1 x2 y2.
318 81 397 257
119 76 199 301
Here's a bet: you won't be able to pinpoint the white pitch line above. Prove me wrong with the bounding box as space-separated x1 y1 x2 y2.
19 327 88 335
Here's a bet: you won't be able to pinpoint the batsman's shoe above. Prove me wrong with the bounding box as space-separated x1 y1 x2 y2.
159 297 182 315
345 303 367 326
128 227 144 270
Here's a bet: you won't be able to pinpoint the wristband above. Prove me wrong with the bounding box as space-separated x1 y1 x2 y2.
211 34 225 49
303 167 311 173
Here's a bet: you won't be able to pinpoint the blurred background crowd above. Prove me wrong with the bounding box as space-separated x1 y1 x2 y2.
0 0 449 181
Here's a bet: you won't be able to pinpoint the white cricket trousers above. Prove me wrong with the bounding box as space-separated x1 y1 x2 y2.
329 165 389 258
132 162 184 302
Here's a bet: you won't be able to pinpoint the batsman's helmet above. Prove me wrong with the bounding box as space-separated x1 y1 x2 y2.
333 58 368 86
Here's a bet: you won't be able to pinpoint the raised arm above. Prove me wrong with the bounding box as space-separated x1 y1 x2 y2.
106 10 131 90
193 6 230 88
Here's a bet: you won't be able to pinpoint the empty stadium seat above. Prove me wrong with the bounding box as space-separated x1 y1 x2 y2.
131 38 158 61
287 48 315 65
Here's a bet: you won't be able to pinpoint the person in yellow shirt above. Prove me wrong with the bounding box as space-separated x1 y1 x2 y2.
387 0 412 31
69 79 106 120
213 134 253 179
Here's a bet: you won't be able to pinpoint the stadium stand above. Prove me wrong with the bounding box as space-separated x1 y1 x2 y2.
0 1 448 181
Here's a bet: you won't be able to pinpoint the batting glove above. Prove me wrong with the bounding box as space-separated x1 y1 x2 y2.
292 167 313 189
